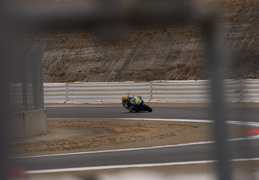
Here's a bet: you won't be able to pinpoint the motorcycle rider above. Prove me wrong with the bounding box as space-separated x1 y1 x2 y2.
121 95 143 112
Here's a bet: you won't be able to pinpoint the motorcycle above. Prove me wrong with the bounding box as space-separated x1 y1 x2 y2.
123 96 152 112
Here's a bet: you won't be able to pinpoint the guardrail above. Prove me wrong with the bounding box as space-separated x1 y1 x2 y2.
43 79 259 104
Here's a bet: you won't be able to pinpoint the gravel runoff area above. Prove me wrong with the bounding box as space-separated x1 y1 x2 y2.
9 115 259 180
10 118 258 157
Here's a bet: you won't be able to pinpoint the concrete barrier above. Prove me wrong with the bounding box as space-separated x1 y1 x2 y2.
43 80 259 104
44 83 67 103
151 80 209 103
242 79 259 102
9 109 47 139
67 82 151 103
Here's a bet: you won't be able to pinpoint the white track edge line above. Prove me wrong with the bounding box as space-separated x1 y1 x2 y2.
14 141 214 159
27 158 259 174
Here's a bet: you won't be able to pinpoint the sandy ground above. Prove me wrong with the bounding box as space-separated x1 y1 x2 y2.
10 118 257 157
9 118 259 179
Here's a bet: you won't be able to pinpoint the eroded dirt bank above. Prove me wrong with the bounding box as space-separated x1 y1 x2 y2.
35 0 259 83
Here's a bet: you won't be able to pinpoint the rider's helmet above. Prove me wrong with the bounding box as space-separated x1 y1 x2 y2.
121 95 129 101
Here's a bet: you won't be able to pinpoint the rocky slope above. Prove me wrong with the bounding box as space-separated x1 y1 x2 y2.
37 0 259 82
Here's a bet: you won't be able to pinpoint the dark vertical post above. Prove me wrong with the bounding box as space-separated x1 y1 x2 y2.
32 44 46 109
204 21 232 180
0 0 9 179
21 46 29 111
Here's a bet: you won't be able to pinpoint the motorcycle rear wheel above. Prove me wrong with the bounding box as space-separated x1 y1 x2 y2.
143 105 152 112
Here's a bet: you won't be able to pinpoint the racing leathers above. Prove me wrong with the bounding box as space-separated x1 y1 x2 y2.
122 95 143 112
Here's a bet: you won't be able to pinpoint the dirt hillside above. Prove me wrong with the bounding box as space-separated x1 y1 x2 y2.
34 0 259 82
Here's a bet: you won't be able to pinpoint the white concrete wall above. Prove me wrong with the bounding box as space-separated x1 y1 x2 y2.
43 80 259 104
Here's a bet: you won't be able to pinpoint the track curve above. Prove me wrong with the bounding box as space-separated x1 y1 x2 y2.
10 106 259 172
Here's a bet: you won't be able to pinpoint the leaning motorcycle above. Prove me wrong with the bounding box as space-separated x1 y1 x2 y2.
124 96 152 112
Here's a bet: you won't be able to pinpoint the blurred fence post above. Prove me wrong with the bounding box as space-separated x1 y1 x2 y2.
0 0 10 179
204 21 232 180
32 43 47 109
20 44 47 111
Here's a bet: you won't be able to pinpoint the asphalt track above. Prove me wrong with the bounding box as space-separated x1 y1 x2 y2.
10 106 259 172
47 106 259 121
